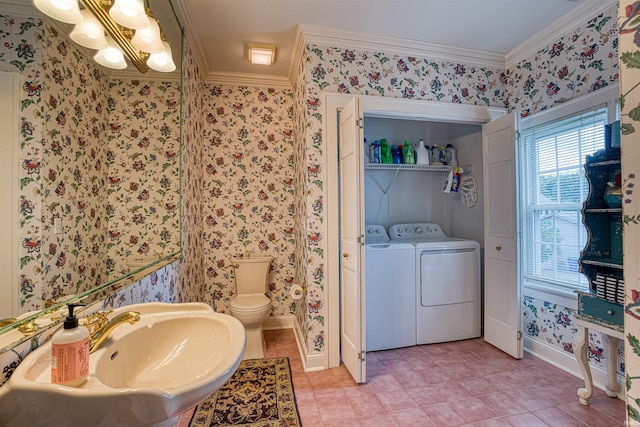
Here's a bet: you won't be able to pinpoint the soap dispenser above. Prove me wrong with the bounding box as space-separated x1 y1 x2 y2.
51 303 89 386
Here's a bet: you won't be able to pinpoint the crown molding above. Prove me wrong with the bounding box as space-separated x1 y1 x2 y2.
0 0 38 18
172 0 210 78
298 24 506 70
287 25 306 86
505 0 617 70
206 71 291 89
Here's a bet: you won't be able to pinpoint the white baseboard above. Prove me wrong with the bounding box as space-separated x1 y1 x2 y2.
266 315 327 372
524 335 624 399
264 315 294 330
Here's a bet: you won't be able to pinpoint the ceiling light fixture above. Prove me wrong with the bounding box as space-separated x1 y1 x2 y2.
32 0 176 73
70 9 108 50
33 0 82 24
248 43 276 65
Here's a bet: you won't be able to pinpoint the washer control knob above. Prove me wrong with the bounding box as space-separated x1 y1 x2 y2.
405 227 411 233
415 227 422 234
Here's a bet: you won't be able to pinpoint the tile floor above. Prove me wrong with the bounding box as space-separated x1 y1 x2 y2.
178 329 625 426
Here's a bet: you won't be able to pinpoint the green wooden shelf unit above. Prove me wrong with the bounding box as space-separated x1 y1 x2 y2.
577 145 623 324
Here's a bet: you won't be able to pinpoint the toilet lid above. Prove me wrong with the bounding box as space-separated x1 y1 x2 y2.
231 294 270 310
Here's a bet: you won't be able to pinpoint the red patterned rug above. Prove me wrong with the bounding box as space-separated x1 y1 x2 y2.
189 357 301 427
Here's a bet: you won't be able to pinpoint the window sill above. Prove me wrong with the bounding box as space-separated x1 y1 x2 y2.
522 280 584 310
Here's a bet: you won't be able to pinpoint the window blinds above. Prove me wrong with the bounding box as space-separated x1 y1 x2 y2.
520 106 608 288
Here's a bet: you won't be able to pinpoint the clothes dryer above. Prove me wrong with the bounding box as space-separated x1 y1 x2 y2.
389 223 481 344
364 225 416 351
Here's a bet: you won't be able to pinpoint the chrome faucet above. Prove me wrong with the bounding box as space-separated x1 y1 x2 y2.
88 311 141 353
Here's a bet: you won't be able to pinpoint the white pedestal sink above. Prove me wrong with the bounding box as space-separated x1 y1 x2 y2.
0 302 246 427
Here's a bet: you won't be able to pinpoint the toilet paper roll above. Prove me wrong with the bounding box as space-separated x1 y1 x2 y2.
290 284 304 300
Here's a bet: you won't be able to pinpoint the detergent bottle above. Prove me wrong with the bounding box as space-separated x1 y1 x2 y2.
402 140 415 164
380 139 392 164
414 139 430 165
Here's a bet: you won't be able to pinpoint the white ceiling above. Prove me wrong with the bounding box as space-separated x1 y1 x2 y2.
176 0 612 83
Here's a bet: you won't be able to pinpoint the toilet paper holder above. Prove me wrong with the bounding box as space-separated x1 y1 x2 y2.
290 284 307 300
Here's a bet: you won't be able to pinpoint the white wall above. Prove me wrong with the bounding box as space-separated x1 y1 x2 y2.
363 117 484 246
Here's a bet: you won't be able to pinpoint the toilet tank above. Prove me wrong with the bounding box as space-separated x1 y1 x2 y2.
232 256 272 294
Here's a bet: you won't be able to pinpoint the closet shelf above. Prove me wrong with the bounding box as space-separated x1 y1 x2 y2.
364 164 470 172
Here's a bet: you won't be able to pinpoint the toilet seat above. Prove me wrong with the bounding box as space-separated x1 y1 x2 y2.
230 293 270 311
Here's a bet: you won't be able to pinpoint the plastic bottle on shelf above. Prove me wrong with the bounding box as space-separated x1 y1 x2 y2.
446 143 458 166
438 146 447 164
380 139 392 164
372 140 381 163
392 145 402 164
364 138 370 163
414 139 430 165
402 140 415 164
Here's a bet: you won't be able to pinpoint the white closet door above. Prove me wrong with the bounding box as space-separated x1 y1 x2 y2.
339 97 366 383
482 113 523 359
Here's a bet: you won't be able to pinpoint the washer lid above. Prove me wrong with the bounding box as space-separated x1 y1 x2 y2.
231 293 270 310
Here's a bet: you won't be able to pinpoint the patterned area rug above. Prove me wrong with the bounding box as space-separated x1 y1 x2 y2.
189 357 301 427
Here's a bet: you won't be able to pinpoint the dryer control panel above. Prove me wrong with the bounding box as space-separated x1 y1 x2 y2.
389 223 446 240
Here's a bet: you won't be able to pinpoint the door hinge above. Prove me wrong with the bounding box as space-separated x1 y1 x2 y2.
358 351 366 361
517 331 523 341
357 118 364 129
357 234 365 246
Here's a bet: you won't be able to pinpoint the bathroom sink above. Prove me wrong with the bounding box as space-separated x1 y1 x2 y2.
0 302 246 427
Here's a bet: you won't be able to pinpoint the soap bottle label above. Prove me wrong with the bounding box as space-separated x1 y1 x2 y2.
51 336 89 385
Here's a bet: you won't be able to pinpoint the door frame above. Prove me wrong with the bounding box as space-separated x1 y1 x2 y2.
325 93 506 368
0 72 20 318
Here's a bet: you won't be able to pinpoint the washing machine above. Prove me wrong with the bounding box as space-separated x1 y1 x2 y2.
389 223 481 344
364 225 416 351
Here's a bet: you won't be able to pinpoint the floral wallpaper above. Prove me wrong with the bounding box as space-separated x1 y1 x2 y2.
509 6 619 117
619 0 640 423
41 23 111 305
1 14 45 311
106 79 181 278
292 58 309 343
201 85 296 316
523 296 624 376
176 41 205 304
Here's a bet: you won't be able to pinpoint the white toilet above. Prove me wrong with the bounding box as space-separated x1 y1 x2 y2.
229 256 272 360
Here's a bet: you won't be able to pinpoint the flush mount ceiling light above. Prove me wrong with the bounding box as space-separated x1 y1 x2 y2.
248 43 276 65
32 0 177 73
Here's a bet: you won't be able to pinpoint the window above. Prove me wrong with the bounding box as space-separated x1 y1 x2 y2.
520 107 609 290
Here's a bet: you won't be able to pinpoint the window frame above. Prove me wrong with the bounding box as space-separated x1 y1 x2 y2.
518 84 619 298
